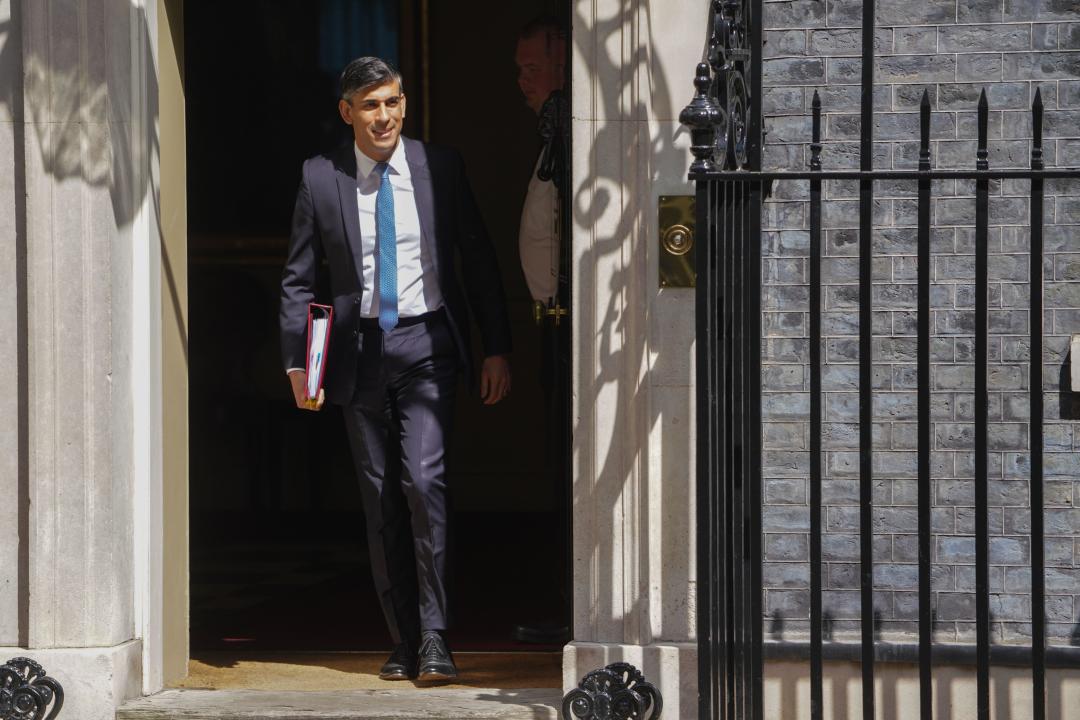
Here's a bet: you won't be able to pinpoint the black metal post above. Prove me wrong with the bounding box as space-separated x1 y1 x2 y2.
747 2 765 716
1029 87 1046 720
858 2 877 717
974 88 991 720
748 180 765 720
733 177 746 719
809 90 824 720
684 57 723 719
723 177 735 719
696 174 720 720
917 89 934 720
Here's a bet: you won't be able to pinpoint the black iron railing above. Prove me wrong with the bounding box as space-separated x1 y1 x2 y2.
683 1 1080 719
680 1 764 718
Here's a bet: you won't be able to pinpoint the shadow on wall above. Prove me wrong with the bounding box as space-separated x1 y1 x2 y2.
2 0 159 232
4 1 186 361
569 0 695 699
765 661 1077 720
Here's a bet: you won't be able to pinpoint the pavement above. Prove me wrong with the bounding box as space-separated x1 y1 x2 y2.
116 652 563 719
116 688 561 719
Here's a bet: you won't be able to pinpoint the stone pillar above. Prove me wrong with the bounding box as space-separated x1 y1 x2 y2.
0 0 163 716
566 0 702 714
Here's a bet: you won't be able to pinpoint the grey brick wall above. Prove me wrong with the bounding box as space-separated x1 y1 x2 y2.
761 0 1080 645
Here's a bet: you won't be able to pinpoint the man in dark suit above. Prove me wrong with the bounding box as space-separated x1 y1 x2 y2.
279 56 512 682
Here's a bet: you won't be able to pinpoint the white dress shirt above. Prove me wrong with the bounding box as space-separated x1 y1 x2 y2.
518 156 559 303
355 139 443 318
286 141 442 376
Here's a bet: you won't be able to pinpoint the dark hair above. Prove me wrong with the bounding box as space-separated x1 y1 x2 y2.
518 14 566 44
339 56 403 102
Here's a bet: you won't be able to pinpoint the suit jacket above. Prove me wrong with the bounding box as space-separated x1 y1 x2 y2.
280 136 512 405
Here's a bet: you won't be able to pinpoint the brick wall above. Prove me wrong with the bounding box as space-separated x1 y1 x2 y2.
760 0 1080 645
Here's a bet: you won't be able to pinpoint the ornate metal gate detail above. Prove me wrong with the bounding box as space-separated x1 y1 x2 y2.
0 658 64 720
562 663 663 720
680 0 752 173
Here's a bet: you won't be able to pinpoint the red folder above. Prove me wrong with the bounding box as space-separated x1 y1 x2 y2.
304 303 333 407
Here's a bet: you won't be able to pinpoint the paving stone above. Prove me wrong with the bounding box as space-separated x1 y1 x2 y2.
116 689 561 720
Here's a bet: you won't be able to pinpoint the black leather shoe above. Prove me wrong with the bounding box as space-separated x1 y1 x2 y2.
417 631 458 682
378 643 417 680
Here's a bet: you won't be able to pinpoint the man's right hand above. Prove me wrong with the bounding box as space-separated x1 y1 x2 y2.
288 370 325 411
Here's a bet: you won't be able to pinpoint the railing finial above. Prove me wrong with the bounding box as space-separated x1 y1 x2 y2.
976 89 989 171
919 90 932 171
681 0 752 174
810 91 822 172
679 62 724 174
1032 87 1044 170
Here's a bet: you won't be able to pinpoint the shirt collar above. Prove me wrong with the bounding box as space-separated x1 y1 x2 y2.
354 138 409 181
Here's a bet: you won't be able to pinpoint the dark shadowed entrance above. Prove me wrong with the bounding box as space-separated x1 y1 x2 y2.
184 0 570 654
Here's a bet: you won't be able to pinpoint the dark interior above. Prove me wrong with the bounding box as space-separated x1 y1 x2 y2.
184 0 567 652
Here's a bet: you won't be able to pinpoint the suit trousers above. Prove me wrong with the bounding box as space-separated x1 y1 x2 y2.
342 310 458 648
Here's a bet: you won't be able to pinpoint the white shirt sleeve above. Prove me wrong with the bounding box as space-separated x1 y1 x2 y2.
518 158 559 303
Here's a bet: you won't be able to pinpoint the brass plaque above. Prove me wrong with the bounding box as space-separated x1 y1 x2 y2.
659 195 696 288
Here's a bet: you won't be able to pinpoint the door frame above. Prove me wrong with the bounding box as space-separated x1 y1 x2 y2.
146 0 577 692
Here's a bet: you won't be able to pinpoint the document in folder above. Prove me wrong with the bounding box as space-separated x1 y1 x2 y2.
305 303 333 408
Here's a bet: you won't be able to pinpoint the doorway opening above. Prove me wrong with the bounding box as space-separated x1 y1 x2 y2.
184 0 571 657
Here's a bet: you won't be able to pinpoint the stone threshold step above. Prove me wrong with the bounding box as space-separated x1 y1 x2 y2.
117 689 561 719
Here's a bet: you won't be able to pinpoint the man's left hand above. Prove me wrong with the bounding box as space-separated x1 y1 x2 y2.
480 355 511 405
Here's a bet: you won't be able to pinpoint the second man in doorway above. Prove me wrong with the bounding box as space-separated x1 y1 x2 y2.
515 16 567 311
512 14 571 646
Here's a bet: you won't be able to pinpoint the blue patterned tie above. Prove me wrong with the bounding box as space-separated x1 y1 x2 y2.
375 162 398 332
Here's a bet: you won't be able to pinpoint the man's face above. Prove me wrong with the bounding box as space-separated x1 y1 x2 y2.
339 80 406 161
515 32 565 115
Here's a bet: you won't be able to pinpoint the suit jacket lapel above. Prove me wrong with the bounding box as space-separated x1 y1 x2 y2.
404 137 440 275
332 144 365 289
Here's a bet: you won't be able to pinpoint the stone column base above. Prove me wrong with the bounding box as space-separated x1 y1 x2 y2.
0 640 143 720
562 641 696 718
